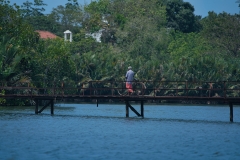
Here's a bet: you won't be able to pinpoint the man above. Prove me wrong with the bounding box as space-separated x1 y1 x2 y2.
125 66 134 94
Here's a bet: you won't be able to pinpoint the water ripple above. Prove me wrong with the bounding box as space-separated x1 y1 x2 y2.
1 104 240 160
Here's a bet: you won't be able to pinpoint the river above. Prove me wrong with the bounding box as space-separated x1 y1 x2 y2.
0 103 240 160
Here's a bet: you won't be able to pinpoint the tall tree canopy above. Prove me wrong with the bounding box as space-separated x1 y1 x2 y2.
50 0 83 35
166 0 201 33
0 0 39 84
19 0 60 33
201 12 240 57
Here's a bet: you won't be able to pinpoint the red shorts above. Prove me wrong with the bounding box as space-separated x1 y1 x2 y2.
126 83 133 93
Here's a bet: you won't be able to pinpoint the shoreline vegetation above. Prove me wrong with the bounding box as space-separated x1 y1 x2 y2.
0 0 240 106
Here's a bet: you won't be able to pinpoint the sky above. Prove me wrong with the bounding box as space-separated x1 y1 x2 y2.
10 0 239 18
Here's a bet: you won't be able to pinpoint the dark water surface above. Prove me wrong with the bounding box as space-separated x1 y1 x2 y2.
0 103 240 160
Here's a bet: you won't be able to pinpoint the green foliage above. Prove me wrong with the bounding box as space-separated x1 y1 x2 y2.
168 32 211 61
20 0 46 17
114 13 127 29
166 0 202 33
167 32 240 81
0 89 6 104
84 0 110 14
83 0 111 33
1 0 240 105
201 12 240 57
110 0 168 62
18 0 60 33
49 0 83 36
0 1 39 84
33 38 75 85
71 30 100 54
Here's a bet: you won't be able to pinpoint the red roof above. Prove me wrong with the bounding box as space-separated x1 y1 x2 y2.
36 30 57 39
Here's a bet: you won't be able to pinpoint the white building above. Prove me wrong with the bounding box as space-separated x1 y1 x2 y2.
64 30 72 42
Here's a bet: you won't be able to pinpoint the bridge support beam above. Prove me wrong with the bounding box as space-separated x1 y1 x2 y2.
229 102 233 122
141 101 144 118
51 99 54 115
35 99 54 115
126 102 129 117
125 101 144 118
35 99 39 114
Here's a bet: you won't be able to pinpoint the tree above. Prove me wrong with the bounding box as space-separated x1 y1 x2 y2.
18 0 60 34
20 0 46 17
0 0 39 84
33 39 75 86
114 0 168 59
83 0 110 33
201 12 240 57
50 0 83 36
167 32 240 81
166 0 202 33
70 29 101 54
82 0 170 81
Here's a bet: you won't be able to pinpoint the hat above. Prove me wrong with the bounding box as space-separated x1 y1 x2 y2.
128 66 132 69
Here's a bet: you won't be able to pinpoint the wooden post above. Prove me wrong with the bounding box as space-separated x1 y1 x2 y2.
111 82 113 96
176 82 178 96
141 101 144 118
61 82 64 97
185 81 188 97
126 101 129 117
223 81 226 98
153 80 156 97
82 83 84 95
35 99 39 114
51 99 54 115
90 81 92 95
122 81 124 95
229 102 233 122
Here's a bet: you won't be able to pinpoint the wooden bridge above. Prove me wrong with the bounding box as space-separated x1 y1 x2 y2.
1 80 240 122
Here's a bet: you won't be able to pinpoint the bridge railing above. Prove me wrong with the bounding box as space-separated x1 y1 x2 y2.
0 81 240 98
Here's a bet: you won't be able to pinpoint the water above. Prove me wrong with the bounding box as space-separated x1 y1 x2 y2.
1 103 240 160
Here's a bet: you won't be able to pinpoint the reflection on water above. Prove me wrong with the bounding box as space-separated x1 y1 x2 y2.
0 103 240 160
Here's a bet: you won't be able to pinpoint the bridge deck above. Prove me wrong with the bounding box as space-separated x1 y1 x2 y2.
1 80 240 121
0 94 236 101
0 80 240 102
